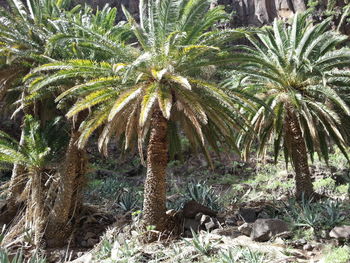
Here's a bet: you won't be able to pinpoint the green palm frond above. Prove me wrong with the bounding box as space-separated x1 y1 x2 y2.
25 0 251 163
226 13 350 164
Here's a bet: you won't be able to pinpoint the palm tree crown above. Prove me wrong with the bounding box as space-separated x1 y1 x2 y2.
226 13 350 198
28 0 249 161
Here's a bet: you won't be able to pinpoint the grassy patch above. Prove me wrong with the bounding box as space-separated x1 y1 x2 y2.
324 246 350 263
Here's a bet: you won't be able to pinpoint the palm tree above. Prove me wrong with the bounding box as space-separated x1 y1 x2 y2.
0 115 67 247
0 0 77 219
28 0 251 235
227 13 350 199
0 0 104 246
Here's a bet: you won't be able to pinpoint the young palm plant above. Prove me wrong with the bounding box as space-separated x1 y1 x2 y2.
28 0 251 236
227 13 350 199
0 115 67 247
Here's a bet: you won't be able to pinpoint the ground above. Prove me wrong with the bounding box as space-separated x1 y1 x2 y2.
1 147 350 262
66 147 350 263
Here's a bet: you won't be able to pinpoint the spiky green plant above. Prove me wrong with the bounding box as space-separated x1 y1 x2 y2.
0 115 67 246
27 0 253 234
226 13 350 199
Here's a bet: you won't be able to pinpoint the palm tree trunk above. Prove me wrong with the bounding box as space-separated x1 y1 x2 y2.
143 106 168 232
31 170 44 247
8 128 26 200
285 108 314 199
45 119 87 247
7 91 31 206
1 127 26 224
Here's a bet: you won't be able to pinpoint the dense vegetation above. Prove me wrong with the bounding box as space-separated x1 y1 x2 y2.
0 0 350 262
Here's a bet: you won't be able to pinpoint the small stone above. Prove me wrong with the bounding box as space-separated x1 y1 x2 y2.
251 219 290 242
200 214 211 226
205 218 217 231
238 223 253 236
299 239 307 245
274 237 285 245
330 225 350 240
303 243 313 251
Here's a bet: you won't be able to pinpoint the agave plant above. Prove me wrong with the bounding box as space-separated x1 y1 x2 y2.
227 13 350 199
27 0 253 235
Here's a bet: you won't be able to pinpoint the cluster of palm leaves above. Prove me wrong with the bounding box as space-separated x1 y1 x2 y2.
0 0 350 248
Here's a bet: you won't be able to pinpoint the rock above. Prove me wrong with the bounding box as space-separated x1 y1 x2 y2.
274 237 285 245
251 219 290 242
183 218 200 232
205 218 219 231
238 223 253 236
330 225 350 240
238 208 260 223
183 200 217 219
303 243 313 251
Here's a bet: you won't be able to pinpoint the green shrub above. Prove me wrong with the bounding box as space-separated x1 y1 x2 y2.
118 191 140 212
324 246 350 263
219 247 266 263
0 250 46 263
185 181 221 211
313 177 336 194
281 197 346 232
184 230 219 256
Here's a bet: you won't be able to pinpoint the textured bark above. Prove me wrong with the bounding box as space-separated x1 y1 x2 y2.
45 117 87 247
285 107 314 199
31 170 45 247
142 105 168 232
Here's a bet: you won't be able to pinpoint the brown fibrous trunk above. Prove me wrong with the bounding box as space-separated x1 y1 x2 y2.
285 107 314 199
142 105 168 235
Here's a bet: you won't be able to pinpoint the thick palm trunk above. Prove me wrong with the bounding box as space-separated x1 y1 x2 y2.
285 108 314 199
143 106 168 232
45 121 87 247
